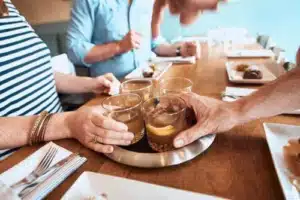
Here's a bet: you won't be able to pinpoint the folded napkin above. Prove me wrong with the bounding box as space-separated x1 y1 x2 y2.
150 56 196 64
222 87 300 115
226 49 274 58
0 181 20 200
0 142 87 199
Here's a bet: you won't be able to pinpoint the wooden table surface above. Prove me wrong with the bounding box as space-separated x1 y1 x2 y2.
1 49 299 200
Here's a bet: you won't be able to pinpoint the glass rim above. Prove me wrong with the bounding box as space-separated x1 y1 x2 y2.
102 93 142 113
159 77 193 90
121 79 153 92
142 95 187 117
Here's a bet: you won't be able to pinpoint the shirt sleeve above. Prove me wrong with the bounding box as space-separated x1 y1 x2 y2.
66 0 96 67
151 35 167 50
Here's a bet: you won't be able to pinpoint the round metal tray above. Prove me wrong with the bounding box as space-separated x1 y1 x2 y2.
104 134 216 168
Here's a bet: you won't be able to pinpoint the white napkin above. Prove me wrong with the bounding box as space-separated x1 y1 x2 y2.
226 49 274 58
0 181 21 200
222 87 300 115
0 142 87 199
150 56 196 64
108 76 121 96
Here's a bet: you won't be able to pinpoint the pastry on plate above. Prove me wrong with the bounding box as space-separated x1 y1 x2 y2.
236 64 249 72
142 67 154 78
243 65 262 79
283 138 300 177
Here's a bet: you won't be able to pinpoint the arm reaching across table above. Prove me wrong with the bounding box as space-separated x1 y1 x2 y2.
174 64 300 148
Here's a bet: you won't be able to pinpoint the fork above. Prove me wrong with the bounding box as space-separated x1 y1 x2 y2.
11 145 58 192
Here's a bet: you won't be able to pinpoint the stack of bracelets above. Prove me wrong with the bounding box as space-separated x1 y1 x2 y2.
28 111 53 145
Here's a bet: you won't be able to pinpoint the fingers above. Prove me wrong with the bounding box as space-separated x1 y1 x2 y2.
91 142 114 154
96 76 113 89
180 92 198 108
96 136 132 146
129 31 141 49
91 110 128 132
93 127 134 141
174 125 209 148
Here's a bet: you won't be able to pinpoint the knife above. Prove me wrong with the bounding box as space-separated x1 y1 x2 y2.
17 153 78 197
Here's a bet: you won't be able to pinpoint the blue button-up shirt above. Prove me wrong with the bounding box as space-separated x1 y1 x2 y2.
67 0 165 78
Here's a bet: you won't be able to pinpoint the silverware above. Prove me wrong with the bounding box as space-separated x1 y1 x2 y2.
221 93 242 99
11 145 57 193
20 155 86 199
18 153 79 198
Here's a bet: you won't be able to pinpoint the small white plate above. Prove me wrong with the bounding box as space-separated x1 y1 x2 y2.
125 62 172 80
226 49 274 58
264 123 300 200
226 62 276 84
62 172 227 200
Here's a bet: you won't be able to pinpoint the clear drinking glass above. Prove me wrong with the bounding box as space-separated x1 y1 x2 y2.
121 79 153 101
159 77 193 95
102 93 144 144
142 95 188 152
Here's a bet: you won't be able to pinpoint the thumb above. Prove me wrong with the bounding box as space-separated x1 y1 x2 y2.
173 125 209 148
99 77 112 88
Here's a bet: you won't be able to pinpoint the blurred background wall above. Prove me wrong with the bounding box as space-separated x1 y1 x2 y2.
11 0 300 62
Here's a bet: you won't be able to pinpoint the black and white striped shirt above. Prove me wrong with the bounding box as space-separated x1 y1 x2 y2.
0 0 62 117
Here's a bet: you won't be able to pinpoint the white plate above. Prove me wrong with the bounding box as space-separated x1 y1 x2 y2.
62 172 226 200
150 56 196 64
226 49 274 58
125 62 172 80
264 123 300 200
226 62 276 84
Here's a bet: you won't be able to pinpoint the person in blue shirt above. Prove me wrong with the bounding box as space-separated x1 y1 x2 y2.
66 0 200 78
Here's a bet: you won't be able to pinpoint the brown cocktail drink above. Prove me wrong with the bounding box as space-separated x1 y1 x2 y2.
121 79 153 101
102 93 144 144
142 95 188 152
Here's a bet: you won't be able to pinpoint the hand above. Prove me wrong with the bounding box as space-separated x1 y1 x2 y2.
119 31 142 53
91 73 120 95
173 92 240 148
166 0 221 24
180 42 200 58
67 106 134 153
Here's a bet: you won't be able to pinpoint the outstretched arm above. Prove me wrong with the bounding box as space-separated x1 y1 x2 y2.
174 66 300 148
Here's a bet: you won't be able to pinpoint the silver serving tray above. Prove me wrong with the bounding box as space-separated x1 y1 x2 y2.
104 134 216 168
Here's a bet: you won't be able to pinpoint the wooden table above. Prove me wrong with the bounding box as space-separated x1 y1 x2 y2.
1 51 299 200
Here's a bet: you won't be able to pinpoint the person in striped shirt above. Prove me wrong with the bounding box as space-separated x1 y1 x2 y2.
0 0 134 156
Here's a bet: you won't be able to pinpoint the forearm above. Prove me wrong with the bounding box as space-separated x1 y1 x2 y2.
54 72 94 94
84 42 123 64
234 67 300 123
0 113 72 149
154 42 182 57
152 0 166 39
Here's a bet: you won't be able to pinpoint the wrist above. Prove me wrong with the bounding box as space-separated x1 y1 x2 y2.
64 112 77 139
46 112 73 140
228 99 250 126
81 77 96 93
116 41 127 54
